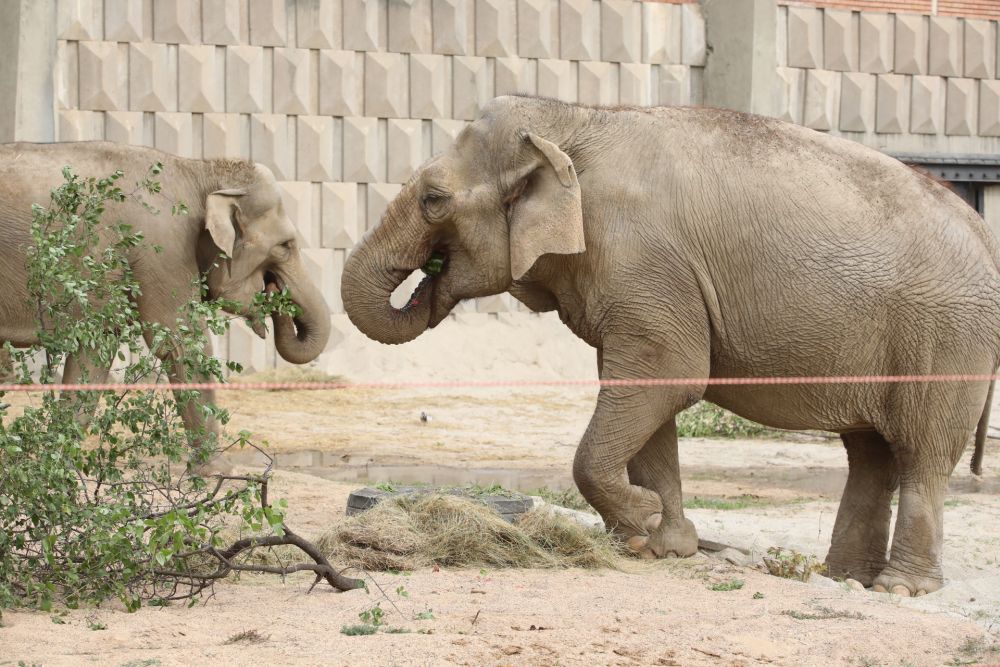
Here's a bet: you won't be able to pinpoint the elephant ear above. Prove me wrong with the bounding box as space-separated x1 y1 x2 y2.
204 188 246 258
507 133 585 281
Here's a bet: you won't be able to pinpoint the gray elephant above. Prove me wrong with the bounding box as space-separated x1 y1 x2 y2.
341 95 1000 596
0 141 330 450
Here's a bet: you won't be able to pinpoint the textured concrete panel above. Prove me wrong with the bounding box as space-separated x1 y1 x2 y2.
297 116 335 182
319 50 364 117
154 112 194 157
559 0 600 61
477 293 516 314
248 0 286 46
367 183 403 231
344 0 383 51
250 114 293 180
229 321 272 374
537 58 576 102
389 0 431 53
433 0 473 55
432 119 467 154
578 61 618 106
642 1 680 65
658 64 693 107
894 13 928 75
387 119 424 183
280 182 318 248
773 67 805 124
202 0 243 45
365 52 409 118
803 69 839 131
495 57 538 96
823 9 857 72
453 56 493 120
619 63 651 106
979 80 1000 136
839 72 874 132
601 0 641 64
105 111 144 145
129 42 176 112
681 3 706 66
153 0 200 44
929 16 963 77
476 0 516 57
226 45 265 113
58 110 104 141
787 6 822 69
178 44 223 113
56 41 79 110
300 248 339 311
859 12 893 73
59 0 103 40
105 0 147 41
297 0 338 49
203 112 244 159
946 77 977 136
321 183 360 249
875 73 908 133
410 54 451 119
274 48 315 115
909 75 944 134
964 19 995 79
79 41 127 111
519 0 559 59
343 117 382 183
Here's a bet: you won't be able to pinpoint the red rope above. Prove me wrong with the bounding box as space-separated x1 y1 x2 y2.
0 373 996 393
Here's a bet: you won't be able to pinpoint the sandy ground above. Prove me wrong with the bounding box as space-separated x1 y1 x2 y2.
3 386 1000 666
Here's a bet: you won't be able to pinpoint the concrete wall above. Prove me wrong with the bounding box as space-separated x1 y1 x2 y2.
4 0 1000 381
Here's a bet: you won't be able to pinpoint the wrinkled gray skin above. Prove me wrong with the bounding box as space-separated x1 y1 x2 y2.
342 96 1000 595
0 142 330 452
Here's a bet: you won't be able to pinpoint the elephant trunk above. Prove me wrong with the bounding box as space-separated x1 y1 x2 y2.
341 191 435 345
268 264 331 364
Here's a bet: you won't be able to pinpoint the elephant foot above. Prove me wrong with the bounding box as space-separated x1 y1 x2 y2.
627 518 699 559
871 569 941 597
825 555 887 588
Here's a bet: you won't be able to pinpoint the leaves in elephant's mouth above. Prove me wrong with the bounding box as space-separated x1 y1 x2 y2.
421 251 447 277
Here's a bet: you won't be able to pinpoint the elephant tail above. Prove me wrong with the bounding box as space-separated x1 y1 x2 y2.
972 379 995 477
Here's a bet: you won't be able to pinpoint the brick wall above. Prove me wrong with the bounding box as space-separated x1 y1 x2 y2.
52 0 704 373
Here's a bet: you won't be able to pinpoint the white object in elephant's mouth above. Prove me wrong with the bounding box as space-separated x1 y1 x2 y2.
390 270 427 309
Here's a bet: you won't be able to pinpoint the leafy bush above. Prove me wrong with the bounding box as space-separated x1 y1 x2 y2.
676 401 773 438
0 164 359 615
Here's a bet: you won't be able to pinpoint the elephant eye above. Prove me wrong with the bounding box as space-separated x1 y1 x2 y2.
421 191 451 221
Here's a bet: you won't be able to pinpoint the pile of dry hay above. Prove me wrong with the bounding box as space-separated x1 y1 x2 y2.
319 494 624 571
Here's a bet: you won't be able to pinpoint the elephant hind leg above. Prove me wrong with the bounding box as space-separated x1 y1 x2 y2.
825 430 899 586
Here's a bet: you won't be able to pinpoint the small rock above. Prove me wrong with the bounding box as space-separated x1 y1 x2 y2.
844 578 866 592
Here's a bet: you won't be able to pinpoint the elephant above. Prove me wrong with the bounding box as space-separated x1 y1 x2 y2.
341 95 1000 596
0 141 331 459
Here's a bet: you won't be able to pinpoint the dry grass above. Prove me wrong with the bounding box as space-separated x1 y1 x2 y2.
318 494 624 572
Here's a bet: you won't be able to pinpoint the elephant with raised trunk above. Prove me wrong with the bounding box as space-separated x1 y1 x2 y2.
342 95 1000 596
0 141 331 452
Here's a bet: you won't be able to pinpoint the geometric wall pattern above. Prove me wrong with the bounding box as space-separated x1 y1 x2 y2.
53 0 704 370
778 5 1000 140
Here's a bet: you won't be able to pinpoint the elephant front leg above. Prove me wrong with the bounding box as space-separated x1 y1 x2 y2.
573 367 703 555
626 419 698 558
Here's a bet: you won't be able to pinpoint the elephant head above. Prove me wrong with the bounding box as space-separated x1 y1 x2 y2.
200 162 330 364
341 96 585 345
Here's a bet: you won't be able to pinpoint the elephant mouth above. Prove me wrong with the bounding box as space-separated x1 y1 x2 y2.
399 249 449 320
246 270 304 340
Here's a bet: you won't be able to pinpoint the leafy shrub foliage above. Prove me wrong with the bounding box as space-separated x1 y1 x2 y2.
0 165 359 615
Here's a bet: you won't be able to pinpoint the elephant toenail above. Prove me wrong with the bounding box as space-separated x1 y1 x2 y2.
872 584 888 594
916 589 927 597
890 585 911 597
